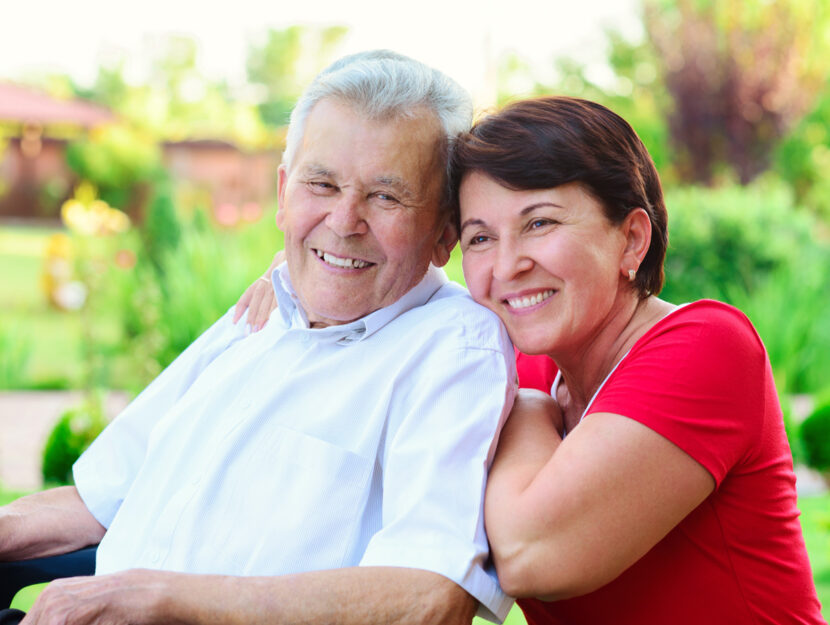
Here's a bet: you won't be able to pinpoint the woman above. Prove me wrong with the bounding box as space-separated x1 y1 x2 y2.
236 97 823 624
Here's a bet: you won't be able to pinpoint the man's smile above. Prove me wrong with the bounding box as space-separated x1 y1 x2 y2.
313 248 374 269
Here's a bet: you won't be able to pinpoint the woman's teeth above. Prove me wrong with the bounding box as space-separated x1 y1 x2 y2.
506 290 555 309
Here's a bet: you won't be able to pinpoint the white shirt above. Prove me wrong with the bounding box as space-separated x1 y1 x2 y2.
74 264 517 622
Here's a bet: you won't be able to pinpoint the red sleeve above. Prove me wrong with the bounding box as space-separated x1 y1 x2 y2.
589 301 765 485
515 348 558 392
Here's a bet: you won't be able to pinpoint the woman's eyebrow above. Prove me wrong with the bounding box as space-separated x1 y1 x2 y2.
460 218 486 233
520 202 565 215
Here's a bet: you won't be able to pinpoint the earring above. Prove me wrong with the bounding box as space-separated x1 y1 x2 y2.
628 269 636 282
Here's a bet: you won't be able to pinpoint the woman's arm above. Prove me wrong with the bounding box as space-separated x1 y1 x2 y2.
485 396 714 600
232 251 283 331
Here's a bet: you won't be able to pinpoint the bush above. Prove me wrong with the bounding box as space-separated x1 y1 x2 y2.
801 400 830 478
41 394 107 485
662 180 830 394
662 181 818 304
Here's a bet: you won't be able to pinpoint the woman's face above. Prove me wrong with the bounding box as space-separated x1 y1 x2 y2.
458 172 632 357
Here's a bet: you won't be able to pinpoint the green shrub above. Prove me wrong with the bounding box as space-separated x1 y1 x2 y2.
662 181 817 304
728 254 830 394
801 401 830 477
41 394 107 485
662 180 830 394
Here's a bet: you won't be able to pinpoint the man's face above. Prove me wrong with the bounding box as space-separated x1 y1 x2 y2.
276 98 455 327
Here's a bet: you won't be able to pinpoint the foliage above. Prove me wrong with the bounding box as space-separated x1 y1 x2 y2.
729 253 830 395
77 35 275 150
112 209 282 382
662 180 830 394
661 180 818 303
64 123 162 214
140 176 182 272
774 82 830 218
246 25 348 127
41 393 107 485
644 0 830 184
801 399 830 475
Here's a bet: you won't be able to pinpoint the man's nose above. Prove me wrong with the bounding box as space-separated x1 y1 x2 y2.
493 241 533 282
325 193 369 237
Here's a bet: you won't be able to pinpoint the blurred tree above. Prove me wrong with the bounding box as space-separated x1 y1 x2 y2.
645 0 830 184
246 25 348 127
77 36 274 150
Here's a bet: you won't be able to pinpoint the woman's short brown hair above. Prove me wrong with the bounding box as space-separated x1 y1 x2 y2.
450 96 667 298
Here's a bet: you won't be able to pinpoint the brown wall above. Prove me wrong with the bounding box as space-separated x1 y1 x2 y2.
0 138 280 220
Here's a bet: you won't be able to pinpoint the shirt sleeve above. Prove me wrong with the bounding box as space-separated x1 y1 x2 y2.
589 302 765 485
73 307 251 528
358 317 517 623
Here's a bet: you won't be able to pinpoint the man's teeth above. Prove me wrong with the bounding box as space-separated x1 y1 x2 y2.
506 290 555 309
316 249 370 269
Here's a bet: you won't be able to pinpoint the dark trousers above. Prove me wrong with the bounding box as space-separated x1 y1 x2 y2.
0 609 25 625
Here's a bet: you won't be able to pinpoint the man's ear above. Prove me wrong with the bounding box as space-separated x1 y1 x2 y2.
619 207 651 279
275 165 288 230
431 220 458 267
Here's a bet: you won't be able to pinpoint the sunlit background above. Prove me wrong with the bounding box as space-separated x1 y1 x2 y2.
1 0 829 618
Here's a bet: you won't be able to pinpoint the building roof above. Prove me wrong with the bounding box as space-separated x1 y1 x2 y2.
0 82 113 127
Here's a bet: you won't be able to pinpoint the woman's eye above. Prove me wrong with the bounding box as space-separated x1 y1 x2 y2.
530 219 549 229
468 235 490 245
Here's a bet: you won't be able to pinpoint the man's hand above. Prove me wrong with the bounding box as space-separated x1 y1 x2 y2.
21 570 169 625
233 251 283 332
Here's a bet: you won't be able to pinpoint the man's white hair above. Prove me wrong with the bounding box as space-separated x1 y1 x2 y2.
282 50 473 210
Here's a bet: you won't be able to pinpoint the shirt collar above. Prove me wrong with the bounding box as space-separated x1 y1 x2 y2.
270 263 449 344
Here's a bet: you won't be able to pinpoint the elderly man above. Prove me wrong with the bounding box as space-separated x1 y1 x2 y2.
0 51 515 624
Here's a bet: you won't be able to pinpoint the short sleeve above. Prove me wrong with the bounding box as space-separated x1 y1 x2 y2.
589 302 765 485
359 322 516 623
73 307 251 528
516 349 558 392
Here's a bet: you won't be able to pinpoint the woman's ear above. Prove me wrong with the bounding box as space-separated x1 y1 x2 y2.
619 208 651 280
431 221 459 267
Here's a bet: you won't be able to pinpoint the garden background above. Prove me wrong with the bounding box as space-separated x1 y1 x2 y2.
1 0 829 621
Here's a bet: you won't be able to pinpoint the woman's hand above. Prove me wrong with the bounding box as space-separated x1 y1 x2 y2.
233 251 284 332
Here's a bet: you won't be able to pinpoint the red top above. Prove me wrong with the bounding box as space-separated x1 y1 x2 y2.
514 300 823 625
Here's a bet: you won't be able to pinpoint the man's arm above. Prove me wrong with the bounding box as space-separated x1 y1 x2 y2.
0 486 105 561
23 566 476 625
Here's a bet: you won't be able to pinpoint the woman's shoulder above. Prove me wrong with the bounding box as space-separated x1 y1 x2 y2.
645 299 765 354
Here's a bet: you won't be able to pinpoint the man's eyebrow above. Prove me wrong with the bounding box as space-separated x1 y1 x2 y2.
299 164 335 178
375 175 417 201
